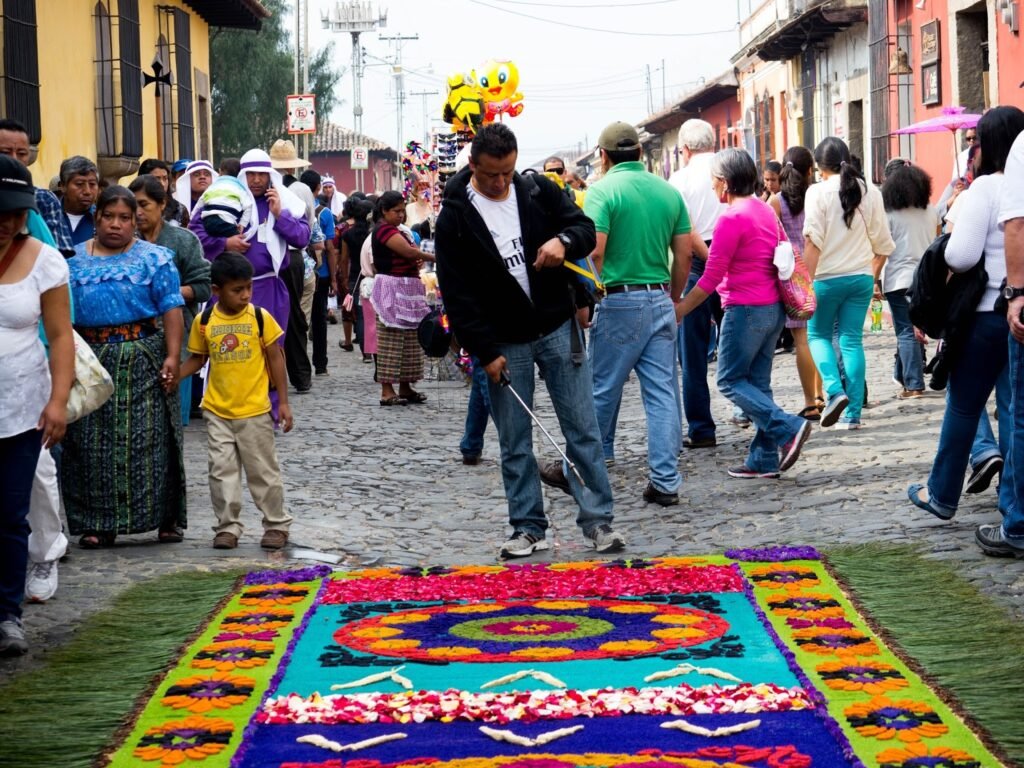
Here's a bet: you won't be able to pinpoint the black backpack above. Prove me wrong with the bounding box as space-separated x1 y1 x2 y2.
908 232 988 363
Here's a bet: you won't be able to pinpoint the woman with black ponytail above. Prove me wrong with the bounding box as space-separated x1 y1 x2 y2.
769 146 823 420
802 137 895 429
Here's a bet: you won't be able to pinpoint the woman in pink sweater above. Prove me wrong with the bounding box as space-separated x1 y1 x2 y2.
675 149 811 478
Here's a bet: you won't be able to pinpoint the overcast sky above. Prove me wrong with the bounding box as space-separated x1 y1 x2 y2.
305 0 741 164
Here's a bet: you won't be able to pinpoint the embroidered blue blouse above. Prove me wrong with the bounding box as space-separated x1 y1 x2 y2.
68 240 185 327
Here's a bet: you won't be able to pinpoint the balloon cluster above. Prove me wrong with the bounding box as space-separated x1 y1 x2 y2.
442 59 524 134
402 140 437 201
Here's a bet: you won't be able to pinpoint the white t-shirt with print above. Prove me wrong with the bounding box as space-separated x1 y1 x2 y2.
999 132 1024 229
468 184 530 299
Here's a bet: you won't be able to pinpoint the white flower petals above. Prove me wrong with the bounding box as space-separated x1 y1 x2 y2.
481 669 568 690
644 663 742 684
331 666 414 691
660 718 761 737
296 732 407 752
479 725 584 746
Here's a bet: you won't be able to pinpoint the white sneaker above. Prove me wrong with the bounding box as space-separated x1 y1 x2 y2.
0 619 28 656
26 560 58 603
584 524 626 553
499 531 549 559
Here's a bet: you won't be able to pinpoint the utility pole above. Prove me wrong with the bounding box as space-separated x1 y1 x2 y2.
380 32 418 180
661 58 666 109
409 89 439 145
322 1 388 190
645 64 653 115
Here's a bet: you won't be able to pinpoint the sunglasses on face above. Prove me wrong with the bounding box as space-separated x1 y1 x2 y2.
966 134 978 143
546 167 565 175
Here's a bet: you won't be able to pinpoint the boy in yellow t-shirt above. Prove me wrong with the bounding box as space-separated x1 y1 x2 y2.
179 251 294 551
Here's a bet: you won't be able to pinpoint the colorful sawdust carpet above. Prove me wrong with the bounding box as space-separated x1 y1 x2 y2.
105 549 1002 768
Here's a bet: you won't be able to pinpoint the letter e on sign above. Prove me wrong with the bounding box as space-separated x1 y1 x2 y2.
287 94 317 135
351 146 369 170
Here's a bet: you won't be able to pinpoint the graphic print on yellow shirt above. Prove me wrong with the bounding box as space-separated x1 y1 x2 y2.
187 303 284 419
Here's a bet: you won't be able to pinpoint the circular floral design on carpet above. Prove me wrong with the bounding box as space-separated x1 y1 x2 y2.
162 672 256 713
133 715 233 765
817 660 909 694
876 743 981 768
333 599 730 662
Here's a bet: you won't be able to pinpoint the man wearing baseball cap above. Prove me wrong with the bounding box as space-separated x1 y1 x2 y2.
576 121 691 507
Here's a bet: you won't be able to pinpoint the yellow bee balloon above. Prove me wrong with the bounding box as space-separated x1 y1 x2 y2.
442 71 484 133
475 59 524 123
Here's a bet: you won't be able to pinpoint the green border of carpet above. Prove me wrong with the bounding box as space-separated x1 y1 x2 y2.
0 569 245 768
827 543 1024 767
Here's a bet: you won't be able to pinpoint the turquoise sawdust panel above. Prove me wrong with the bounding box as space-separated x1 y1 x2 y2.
272 594 799 696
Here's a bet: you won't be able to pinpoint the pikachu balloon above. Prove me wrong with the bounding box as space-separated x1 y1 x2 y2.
475 59 524 123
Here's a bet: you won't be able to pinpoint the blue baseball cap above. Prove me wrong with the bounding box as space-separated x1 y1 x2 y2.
172 159 192 174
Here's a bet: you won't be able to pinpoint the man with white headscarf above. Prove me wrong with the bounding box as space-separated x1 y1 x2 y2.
320 175 346 222
174 159 217 216
190 148 310 412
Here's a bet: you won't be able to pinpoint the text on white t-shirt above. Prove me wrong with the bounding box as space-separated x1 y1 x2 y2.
468 184 530 299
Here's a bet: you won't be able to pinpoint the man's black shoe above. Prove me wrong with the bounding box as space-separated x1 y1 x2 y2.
643 482 679 507
539 460 572 496
683 436 717 449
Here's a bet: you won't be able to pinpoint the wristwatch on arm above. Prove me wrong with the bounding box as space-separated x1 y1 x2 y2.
557 232 573 253
1003 285 1024 301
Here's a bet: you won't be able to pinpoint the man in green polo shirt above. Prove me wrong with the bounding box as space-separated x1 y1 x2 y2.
582 121 692 506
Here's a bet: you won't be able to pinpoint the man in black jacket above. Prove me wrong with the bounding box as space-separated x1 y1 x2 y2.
436 124 623 559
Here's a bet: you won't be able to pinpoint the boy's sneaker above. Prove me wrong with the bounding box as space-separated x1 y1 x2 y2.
499 531 549 559
584 524 625 554
819 392 849 428
779 420 812 472
213 532 238 549
25 560 58 603
260 530 289 550
727 465 781 479
0 619 28 657
642 482 678 507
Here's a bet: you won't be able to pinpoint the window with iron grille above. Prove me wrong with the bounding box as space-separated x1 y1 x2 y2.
157 6 194 160
0 0 40 144
94 0 143 158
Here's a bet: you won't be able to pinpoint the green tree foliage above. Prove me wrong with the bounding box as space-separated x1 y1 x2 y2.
210 0 343 160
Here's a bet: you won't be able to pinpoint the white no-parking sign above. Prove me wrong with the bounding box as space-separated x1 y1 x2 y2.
287 94 316 135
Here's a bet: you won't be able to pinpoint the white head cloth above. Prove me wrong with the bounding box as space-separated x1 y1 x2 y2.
238 148 307 273
173 159 218 215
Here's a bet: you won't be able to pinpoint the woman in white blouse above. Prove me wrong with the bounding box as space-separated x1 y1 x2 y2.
908 106 1024 521
0 156 74 656
802 137 896 430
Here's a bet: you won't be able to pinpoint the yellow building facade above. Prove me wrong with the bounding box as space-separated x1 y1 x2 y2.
0 0 267 184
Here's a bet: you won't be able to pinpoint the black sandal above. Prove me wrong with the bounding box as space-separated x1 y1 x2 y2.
402 391 428 404
799 405 821 421
380 396 408 406
79 532 115 549
158 526 184 543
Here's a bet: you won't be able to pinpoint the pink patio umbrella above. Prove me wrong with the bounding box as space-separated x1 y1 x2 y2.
893 106 982 177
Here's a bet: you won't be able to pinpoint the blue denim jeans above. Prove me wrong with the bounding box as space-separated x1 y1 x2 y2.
486 320 614 538
590 289 682 493
1004 337 1024 545
717 303 805 473
1 428 43 621
885 289 925 391
808 274 874 419
927 312 1010 515
678 262 719 441
460 358 492 458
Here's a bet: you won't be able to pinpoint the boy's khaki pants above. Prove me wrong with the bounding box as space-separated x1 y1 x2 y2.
206 412 292 538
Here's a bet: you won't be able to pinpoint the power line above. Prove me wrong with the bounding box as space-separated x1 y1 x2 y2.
491 0 680 6
469 0 736 36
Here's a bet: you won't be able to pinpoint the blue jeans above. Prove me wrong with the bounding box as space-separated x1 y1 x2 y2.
808 275 874 419
1004 337 1024 545
591 290 682 493
486 320 614 538
460 358 492 458
679 262 719 441
1 428 43 621
717 303 805 473
886 289 925 391
927 313 1010 515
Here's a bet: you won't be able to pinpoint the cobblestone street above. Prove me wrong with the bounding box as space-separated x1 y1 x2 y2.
3 322 1024 681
